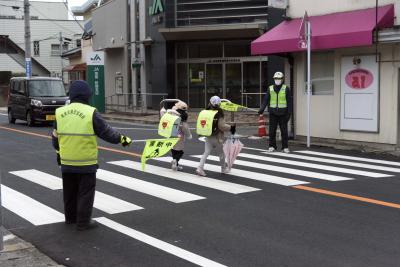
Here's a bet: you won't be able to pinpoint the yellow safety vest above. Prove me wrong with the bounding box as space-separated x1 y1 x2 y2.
55 102 98 166
269 85 287 108
158 112 181 138
196 110 218 137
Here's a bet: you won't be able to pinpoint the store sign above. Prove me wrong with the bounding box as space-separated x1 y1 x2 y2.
86 51 105 112
345 69 374 89
149 0 164 24
340 55 379 132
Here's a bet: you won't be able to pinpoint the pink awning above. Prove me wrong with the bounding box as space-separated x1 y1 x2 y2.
251 5 395 55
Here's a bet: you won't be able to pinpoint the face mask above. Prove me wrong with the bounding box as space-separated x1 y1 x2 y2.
274 79 283 86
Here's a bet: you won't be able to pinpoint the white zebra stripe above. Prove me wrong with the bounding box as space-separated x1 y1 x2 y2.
97 169 205 203
107 160 260 194
155 158 308 186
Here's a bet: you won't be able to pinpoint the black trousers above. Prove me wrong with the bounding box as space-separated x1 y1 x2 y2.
269 113 289 150
171 149 184 164
62 172 96 226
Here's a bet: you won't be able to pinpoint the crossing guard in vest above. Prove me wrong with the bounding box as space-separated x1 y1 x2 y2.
258 72 293 153
52 80 132 231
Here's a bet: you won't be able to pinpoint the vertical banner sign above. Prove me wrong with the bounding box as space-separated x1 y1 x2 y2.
25 58 32 78
87 51 105 112
340 55 379 132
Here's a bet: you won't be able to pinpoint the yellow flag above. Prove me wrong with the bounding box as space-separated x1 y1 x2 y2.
141 138 179 171
220 102 245 112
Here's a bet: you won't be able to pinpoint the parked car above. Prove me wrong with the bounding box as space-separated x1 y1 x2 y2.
7 77 69 126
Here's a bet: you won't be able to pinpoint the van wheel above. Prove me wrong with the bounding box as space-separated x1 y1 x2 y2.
26 111 35 127
8 109 16 124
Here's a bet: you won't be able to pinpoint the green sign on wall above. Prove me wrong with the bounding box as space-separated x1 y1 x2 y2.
86 51 105 112
149 0 164 15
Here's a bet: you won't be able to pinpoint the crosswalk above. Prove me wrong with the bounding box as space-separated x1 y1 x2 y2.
2 149 400 265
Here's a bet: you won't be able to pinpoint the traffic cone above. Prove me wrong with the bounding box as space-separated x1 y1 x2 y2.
258 115 267 137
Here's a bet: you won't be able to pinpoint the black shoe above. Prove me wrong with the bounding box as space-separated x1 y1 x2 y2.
76 220 98 231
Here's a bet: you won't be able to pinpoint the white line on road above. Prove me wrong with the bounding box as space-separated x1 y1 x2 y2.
97 169 205 203
268 152 400 173
1 185 64 226
10 169 143 214
238 153 391 178
95 217 227 267
108 160 260 194
297 150 400 167
194 155 352 181
0 113 7 116
155 157 308 186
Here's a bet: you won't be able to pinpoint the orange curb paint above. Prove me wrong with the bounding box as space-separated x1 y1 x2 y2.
0 126 141 157
293 185 400 209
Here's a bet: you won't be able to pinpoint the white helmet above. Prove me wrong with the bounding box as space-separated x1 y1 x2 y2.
273 72 284 79
210 96 221 107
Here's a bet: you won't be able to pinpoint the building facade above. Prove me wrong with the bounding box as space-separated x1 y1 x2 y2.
252 0 400 146
92 0 286 110
0 0 83 77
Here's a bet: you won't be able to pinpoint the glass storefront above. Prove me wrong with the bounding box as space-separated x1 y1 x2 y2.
176 41 268 108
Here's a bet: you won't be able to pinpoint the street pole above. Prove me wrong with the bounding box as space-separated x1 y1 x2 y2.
59 32 63 81
0 171 3 252
24 0 31 78
139 0 147 113
306 21 311 148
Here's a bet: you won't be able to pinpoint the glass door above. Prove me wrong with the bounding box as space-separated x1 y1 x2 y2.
205 64 223 105
225 63 242 104
188 63 205 108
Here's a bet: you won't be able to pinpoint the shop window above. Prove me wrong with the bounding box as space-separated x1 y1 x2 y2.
309 52 334 95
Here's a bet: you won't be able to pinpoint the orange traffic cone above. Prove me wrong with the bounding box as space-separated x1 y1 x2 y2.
258 115 267 137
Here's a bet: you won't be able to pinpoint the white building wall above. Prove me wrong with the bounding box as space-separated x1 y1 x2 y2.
287 0 399 25
294 44 400 144
0 0 68 20
0 19 83 75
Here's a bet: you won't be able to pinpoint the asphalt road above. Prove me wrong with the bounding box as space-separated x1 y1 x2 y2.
0 112 399 267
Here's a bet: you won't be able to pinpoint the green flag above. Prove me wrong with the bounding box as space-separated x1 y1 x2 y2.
141 138 179 171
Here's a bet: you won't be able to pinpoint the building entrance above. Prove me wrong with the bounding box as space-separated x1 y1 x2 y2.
177 57 268 108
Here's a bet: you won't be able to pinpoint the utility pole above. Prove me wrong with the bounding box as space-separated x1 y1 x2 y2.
59 32 63 81
24 0 31 78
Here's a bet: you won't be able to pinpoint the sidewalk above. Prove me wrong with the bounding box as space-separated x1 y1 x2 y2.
0 227 62 267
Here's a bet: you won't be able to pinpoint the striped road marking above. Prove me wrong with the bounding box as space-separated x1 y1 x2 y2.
194 155 352 182
10 169 143 214
297 150 400 167
108 160 260 194
97 169 205 203
267 152 400 173
1 185 64 226
155 157 308 186
95 217 227 267
238 153 390 178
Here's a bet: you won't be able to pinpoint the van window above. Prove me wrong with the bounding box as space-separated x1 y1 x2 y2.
28 80 66 97
10 80 19 94
18 80 26 95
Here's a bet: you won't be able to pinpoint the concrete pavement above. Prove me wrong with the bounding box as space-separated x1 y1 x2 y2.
0 227 62 267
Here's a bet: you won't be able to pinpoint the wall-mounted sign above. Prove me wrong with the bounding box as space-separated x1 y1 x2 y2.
345 69 374 90
340 55 379 132
149 0 164 25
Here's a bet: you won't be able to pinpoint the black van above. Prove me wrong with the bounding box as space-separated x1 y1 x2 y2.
7 77 69 126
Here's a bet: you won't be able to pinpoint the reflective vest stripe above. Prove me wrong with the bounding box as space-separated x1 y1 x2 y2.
57 133 96 136
269 85 287 108
55 103 98 166
196 110 218 137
